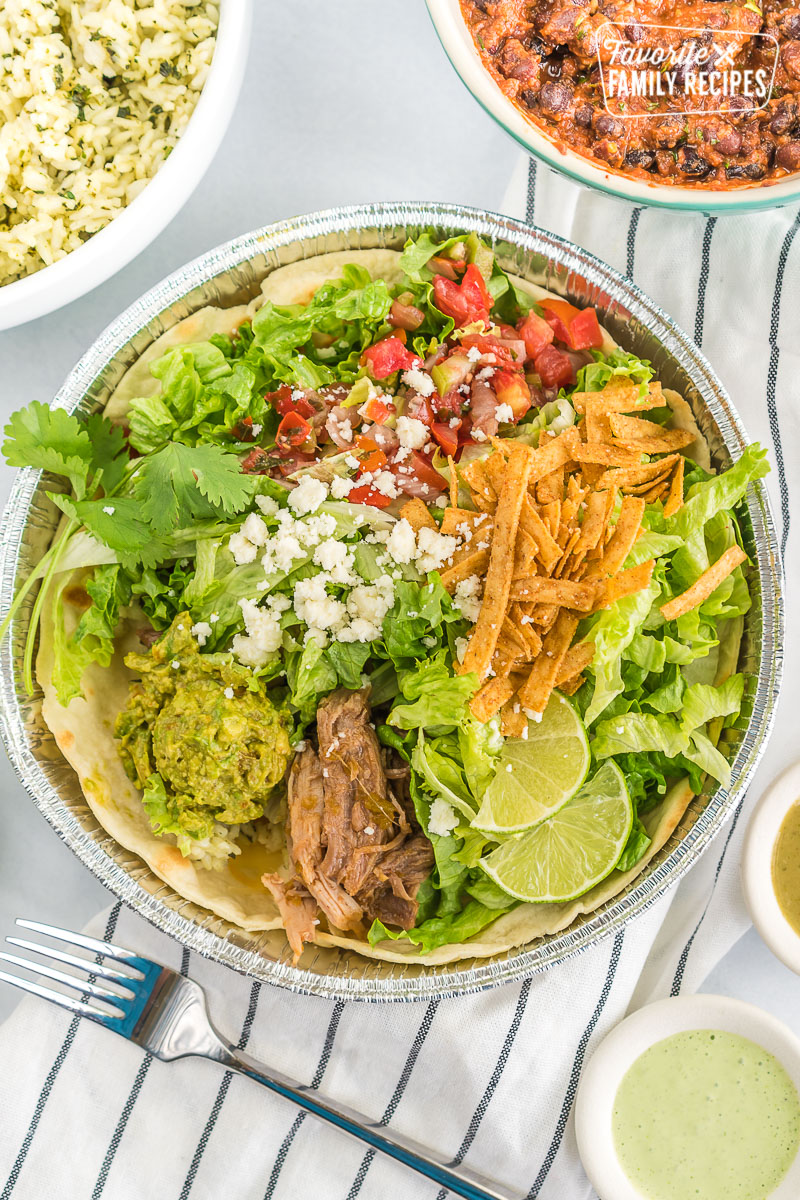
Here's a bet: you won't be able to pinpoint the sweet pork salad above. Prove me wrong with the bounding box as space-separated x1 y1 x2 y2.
3 232 768 963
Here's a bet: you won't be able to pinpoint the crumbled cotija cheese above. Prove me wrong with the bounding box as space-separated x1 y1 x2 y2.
396 415 429 449
288 475 328 516
428 797 459 837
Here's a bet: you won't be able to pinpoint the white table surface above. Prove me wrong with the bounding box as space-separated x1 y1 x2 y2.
0 0 796 1030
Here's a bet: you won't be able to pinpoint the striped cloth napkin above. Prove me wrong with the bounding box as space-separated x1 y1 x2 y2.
0 163 797 1200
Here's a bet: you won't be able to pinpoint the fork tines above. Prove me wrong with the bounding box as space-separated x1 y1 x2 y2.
0 918 145 1027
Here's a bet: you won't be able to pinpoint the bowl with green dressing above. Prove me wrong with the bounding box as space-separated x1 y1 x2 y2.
575 993 800 1200
743 760 800 977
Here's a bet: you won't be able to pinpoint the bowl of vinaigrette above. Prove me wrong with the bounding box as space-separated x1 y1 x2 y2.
575 994 800 1200
743 760 800 977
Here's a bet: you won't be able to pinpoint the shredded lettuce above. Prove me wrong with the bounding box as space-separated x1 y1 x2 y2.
574 348 654 397
583 575 663 725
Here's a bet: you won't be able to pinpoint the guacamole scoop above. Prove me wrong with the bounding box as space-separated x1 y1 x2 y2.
116 613 291 844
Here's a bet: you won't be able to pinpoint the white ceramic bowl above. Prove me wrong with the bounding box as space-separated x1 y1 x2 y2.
575 994 800 1200
0 0 252 332
426 0 800 214
742 760 800 975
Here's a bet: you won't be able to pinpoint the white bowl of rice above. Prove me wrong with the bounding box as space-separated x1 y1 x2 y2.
0 0 251 331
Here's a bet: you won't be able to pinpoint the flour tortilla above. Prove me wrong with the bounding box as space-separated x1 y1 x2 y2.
37 247 731 965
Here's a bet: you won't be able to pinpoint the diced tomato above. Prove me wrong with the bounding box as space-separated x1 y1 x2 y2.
266 385 315 420
240 447 271 474
404 393 434 425
432 264 493 327
276 451 316 476
568 307 604 350
495 322 520 340
430 420 460 457
433 388 464 419
362 336 421 380
493 370 531 421
459 332 513 365
534 345 575 389
354 433 379 454
361 395 396 424
276 412 312 455
348 484 393 509
231 415 255 441
539 299 576 346
539 300 604 351
517 311 555 360
392 451 447 499
428 255 460 281
359 448 388 475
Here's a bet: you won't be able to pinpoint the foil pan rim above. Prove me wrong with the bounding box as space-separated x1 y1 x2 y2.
0 201 784 1001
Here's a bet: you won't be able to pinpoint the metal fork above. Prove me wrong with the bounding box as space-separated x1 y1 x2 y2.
0 920 521 1200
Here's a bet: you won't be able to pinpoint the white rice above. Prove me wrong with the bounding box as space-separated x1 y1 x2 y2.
180 815 286 872
0 0 218 285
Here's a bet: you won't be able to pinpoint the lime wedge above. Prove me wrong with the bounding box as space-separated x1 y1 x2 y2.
472 692 590 833
478 760 633 903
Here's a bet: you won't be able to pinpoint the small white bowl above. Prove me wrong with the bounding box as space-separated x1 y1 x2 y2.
575 994 800 1200
0 0 252 332
742 760 800 975
426 0 800 214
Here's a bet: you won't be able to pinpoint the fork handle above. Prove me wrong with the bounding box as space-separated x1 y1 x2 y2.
216 1043 522 1200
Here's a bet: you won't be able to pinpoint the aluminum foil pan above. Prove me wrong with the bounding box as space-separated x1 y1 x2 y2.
0 202 783 1002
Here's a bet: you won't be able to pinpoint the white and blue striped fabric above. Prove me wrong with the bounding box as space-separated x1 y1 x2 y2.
0 161 797 1200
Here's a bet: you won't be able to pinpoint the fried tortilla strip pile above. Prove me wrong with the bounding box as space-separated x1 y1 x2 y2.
438 381 705 733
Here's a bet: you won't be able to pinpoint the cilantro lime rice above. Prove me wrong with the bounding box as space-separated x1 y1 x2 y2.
0 0 218 285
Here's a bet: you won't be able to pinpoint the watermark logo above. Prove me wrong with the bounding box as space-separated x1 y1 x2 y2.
596 22 779 116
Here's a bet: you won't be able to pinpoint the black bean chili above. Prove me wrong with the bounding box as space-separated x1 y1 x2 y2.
461 0 800 186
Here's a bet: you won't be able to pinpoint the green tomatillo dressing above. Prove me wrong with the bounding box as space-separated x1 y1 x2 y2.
612 1029 800 1200
772 801 800 936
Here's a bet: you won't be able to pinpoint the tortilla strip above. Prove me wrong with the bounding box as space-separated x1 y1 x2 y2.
640 482 669 503
509 576 599 611
514 528 539 578
600 559 655 607
511 607 543 658
584 401 614 444
534 466 565 505
470 673 516 721
660 545 747 621
554 529 581 578
440 508 493 540
460 460 497 513
519 499 561 572
518 610 579 714
447 456 459 509
459 447 533 681
574 442 642 468
483 452 508 496
399 497 437 532
554 640 595 685
596 496 646 576
609 413 695 452
571 381 663 415
597 454 679 491
575 491 613 555
559 673 585 696
529 427 581 483
663 455 685 518
500 701 528 739
439 547 491 593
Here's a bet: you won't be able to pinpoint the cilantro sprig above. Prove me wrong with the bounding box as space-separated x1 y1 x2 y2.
1 402 257 694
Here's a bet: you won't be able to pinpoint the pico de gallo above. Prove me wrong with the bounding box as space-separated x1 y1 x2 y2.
185 230 613 509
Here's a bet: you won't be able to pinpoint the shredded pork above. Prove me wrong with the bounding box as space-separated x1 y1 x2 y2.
263 687 434 962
